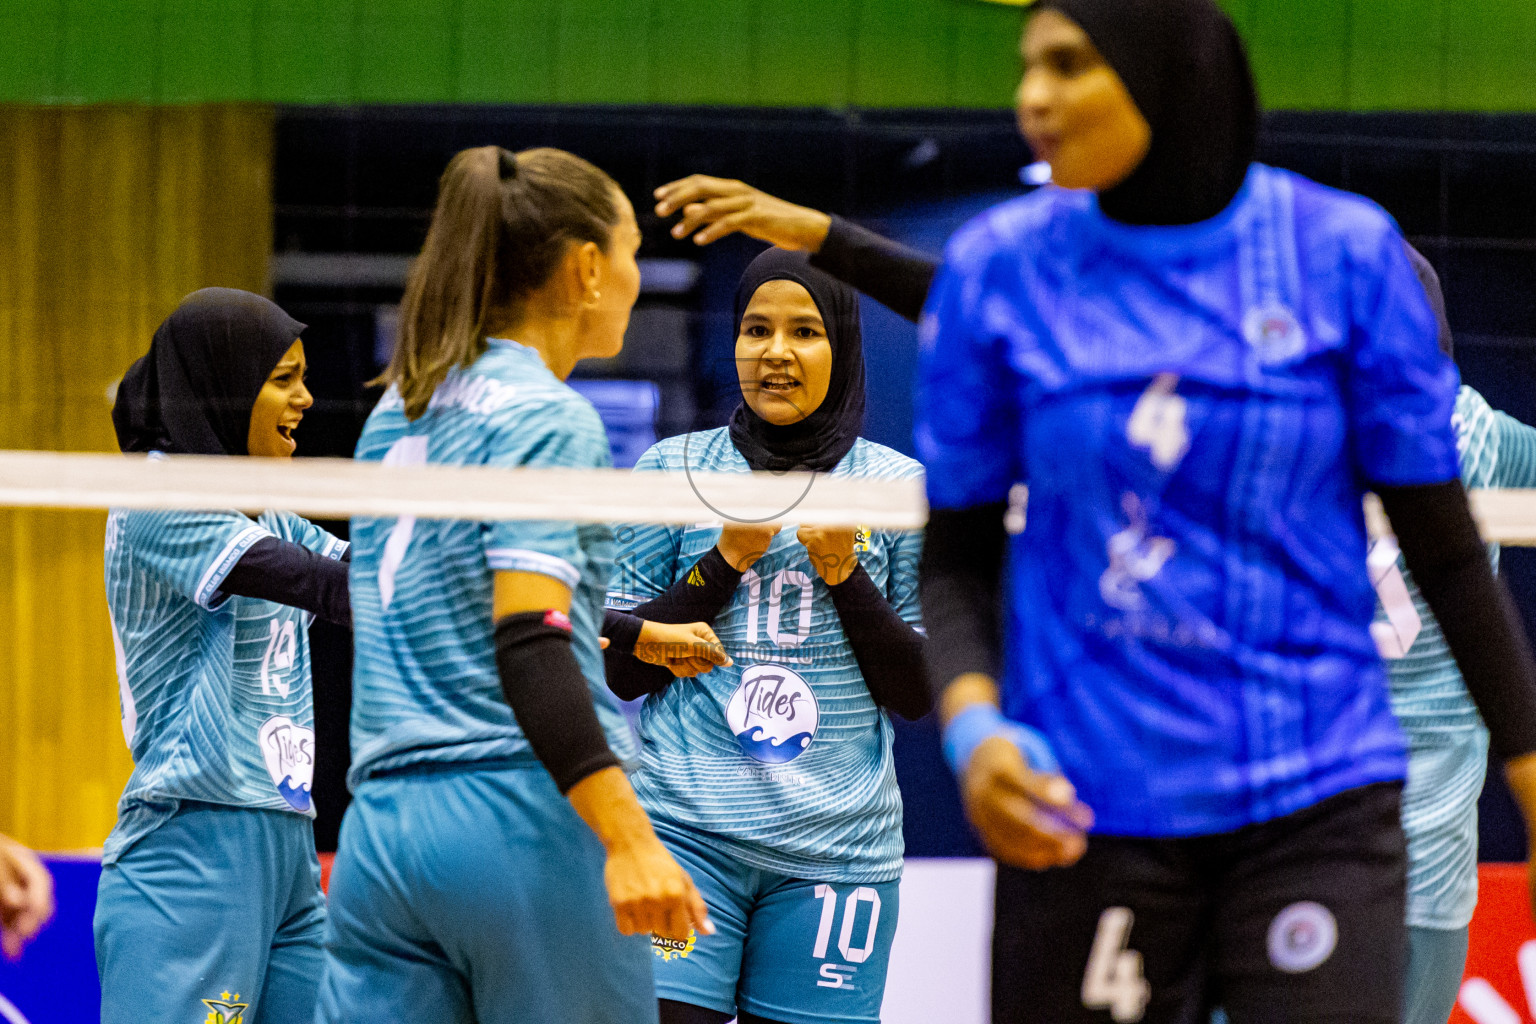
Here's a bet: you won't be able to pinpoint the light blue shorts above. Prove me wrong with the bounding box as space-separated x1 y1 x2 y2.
651 821 900 1024
315 761 656 1024
94 801 325 1024
1403 925 1469 1024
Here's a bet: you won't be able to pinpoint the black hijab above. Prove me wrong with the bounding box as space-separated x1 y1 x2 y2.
728 248 866 473
1037 0 1259 226
113 288 306 456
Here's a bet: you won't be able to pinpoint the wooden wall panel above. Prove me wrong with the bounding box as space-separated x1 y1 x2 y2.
0 104 273 849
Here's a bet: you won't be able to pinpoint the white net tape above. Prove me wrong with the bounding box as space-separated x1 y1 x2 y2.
0 450 926 530
6 450 1536 543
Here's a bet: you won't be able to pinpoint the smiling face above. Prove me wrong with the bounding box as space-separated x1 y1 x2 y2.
736 279 833 426
1016 9 1151 193
247 339 312 457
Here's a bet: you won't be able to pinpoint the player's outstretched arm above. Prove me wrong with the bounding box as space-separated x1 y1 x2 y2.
567 767 714 942
655 176 938 323
0 832 54 959
655 175 832 251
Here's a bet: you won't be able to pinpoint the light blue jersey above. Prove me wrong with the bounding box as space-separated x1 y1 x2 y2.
1374 385 1536 929
104 503 346 864
347 340 636 786
608 429 923 883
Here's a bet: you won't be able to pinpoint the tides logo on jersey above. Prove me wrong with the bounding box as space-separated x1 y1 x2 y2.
725 665 820 764
258 715 315 812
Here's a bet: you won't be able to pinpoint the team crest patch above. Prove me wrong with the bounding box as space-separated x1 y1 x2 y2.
259 715 315 812
652 929 697 961
1242 301 1307 365
726 664 819 764
1267 901 1337 973
203 992 248 1024
854 526 872 553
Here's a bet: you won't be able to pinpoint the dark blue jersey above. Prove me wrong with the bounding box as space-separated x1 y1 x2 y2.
916 165 1460 837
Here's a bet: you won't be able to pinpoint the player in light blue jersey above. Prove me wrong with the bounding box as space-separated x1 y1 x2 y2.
916 3 1536 1022
97 289 352 1024
606 248 930 1024
317 146 716 1024
1362 254 1536 1024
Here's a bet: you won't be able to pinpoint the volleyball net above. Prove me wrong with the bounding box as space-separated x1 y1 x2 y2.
8 449 1536 543
0 450 922 529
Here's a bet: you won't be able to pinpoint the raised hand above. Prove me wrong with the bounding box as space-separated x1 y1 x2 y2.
796 525 858 586
717 521 782 573
654 175 833 251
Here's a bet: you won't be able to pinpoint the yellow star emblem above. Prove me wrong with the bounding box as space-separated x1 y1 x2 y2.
203 992 248 1024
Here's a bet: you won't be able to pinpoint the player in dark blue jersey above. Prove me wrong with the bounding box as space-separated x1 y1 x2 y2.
657 182 1536 1024
910 2 1536 1023
659 153 1536 1024
316 147 720 1024
98 289 352 1024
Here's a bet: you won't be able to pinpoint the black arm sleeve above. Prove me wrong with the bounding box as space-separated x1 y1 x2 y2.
1377 480 1536 758
494 612 621 793
917 504 1008 704
602 609 644 655
219 536 351 626
598 548 743 701
629 547 742 625
826 564 931 720
809 215 940 324
600 608 678 702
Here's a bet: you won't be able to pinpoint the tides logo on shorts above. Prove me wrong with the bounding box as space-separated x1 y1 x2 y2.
725 664 820 764
652 929 697 961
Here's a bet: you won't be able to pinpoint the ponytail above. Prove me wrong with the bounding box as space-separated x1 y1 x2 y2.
382 146 620 420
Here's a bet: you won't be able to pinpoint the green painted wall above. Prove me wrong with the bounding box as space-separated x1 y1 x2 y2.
1 0 1533 111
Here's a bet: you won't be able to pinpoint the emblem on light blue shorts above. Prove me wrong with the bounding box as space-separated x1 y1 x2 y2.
203 992 248 1024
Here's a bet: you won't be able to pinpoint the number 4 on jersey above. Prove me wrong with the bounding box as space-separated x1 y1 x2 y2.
1126 374 1189 471
1082 907 1151 1023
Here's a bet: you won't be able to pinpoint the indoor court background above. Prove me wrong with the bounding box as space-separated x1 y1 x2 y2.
2 1 1536 1020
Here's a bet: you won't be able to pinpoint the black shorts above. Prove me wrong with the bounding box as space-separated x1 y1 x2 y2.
992 781 1407 1024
